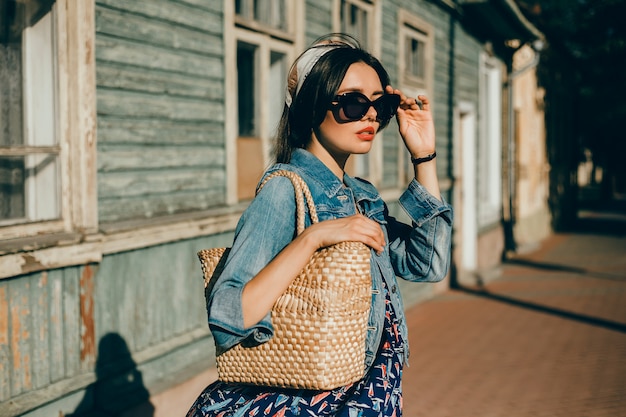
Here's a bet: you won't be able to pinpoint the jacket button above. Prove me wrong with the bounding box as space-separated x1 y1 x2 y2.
391 285 397 293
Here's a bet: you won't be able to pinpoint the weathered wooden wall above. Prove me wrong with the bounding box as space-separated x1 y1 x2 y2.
95 0 227 223
0 231 232 417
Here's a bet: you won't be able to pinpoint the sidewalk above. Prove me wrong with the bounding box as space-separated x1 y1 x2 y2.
402 215 626 416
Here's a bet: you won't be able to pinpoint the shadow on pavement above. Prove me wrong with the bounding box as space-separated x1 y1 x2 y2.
576 196 626 236
457 285 626 334
503 258 626 281
456 203 626 335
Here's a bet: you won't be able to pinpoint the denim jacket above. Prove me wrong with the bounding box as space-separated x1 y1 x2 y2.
207 148 453 372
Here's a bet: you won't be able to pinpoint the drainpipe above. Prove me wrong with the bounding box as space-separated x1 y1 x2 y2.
503 40 543 257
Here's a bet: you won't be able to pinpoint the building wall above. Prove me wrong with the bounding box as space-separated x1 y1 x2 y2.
0 1 548 415
513 45 551 249
95 0 227 223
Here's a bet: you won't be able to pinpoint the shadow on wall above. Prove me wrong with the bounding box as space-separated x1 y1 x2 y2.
65 333 155 417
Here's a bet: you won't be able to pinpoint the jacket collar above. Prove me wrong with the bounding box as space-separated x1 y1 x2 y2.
290 149 380 203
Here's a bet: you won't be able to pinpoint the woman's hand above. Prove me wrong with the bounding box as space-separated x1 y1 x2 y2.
386 86 436 159
241 214 384 328
386 86 442 201
300 214 386 254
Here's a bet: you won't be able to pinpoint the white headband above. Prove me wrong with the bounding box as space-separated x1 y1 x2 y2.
285 42 346 108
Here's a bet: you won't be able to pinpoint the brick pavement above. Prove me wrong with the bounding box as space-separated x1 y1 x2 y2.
402 225 626 417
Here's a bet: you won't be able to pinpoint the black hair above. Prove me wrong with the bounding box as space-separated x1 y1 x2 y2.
273 35 393 163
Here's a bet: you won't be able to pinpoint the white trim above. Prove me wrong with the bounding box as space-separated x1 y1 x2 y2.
478 53 503 227
455 102 478 271
224 0 238 205
0 208 242 280
65 0 98 232
0 241 102 279
100 211 240 255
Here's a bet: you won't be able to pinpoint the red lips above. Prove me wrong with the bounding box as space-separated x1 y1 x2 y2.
357 126 375 134
356 126 376 140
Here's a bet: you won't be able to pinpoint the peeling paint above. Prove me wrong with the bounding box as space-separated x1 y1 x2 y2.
38 273 48 342
21 253 42 272
79 265 96 363
38 272 48 288
11 291 32 390
0 287 8 346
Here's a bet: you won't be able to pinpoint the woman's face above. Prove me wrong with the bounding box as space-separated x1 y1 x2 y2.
308 62 385 165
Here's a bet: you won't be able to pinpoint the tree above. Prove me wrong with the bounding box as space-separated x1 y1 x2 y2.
517 0 626 204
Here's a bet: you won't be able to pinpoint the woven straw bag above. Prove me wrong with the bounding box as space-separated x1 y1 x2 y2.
198 170 372 390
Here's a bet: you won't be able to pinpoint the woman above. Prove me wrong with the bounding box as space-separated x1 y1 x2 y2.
187 34 453 416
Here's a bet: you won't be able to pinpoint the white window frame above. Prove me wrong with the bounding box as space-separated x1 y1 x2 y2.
397 11 435 186
398 13 434 93
234 0 295 41
0 0 99 278
332 0 384 184
225 0 300 203
478 53 503 227
334 0 376 50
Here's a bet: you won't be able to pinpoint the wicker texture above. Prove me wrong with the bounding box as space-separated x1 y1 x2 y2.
198 170 372 390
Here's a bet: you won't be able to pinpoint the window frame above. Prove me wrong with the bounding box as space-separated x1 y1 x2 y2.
398 15 433 90
335 0 375 50
226 1 300 203
234 0 295 42
396 10 435 186
0 0 99 278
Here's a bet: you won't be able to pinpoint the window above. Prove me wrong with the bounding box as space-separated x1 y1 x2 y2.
478 54 503 227
398 13 433 95
407 37 425 80
1 0 59 227
339 0 373 50
0 0 96 248
336 0 377 180
236 0 286 30
398 12 434 185
230 4 295 201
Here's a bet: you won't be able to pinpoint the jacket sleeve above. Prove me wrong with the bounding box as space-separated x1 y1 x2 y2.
387 179 453 282
206 175 298 354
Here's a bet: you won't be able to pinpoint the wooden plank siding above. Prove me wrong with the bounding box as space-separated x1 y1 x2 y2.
0 232 230 416
304 0 334 38
95 0 227 223
0 267 85 403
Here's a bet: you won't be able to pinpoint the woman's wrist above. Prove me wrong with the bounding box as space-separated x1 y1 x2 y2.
410 151 437 165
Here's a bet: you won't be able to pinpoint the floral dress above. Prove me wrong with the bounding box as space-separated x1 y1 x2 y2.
187 281 404 417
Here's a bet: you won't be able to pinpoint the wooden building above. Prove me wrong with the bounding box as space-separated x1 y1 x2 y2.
0 1 545 415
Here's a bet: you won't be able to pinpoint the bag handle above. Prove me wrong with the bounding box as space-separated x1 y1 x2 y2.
257 170 319 235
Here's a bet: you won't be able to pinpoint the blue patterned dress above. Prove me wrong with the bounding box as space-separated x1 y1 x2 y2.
187 281 404 417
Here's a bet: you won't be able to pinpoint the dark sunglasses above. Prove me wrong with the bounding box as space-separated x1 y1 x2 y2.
330 92 401 124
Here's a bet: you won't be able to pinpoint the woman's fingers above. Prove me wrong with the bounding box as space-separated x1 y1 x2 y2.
417 94 430 111
309 215 385 253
